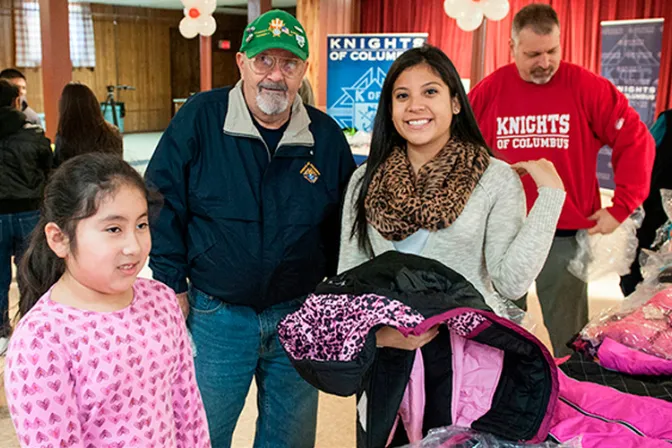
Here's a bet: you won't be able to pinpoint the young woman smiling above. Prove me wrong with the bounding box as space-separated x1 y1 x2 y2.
338 45 567 350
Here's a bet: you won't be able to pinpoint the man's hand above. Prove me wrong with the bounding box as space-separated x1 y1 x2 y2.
587 208 620 235
176 292 190 318
375 325 440 350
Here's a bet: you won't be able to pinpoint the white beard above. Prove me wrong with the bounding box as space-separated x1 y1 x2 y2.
256 88 289 116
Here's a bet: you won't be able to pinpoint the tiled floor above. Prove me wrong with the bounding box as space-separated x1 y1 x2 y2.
0 133 627 447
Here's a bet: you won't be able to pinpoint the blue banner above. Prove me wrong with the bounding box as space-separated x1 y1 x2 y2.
327 34 428 133
598 19 664 189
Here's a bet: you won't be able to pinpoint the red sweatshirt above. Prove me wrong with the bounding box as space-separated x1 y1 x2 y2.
469 62 655 230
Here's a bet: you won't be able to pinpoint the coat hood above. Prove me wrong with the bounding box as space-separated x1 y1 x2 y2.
0 107 27 139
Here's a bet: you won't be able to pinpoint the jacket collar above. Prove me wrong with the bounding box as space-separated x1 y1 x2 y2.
0 107 27 138
223 80 315 148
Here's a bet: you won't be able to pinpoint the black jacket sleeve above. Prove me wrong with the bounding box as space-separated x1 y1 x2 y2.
144 109 196 294
35 132 53 176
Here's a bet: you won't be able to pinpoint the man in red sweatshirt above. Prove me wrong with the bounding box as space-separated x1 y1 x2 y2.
469 4 655 356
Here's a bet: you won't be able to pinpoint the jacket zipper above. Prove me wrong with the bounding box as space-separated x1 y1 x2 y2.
222 130 272 162
559 396 672 443
261 138 271 162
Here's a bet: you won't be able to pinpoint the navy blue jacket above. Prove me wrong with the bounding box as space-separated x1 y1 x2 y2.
145 83 356 311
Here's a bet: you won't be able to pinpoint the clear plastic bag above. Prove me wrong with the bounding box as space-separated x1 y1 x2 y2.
578 284 672 360
567 208 644 282
490 295 537 335
651 189 672 252
399 426 582 448
639 249 672 285
573 194 672 361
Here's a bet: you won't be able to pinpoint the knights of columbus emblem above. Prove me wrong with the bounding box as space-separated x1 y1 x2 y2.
300 162 321 184
269 18 285 37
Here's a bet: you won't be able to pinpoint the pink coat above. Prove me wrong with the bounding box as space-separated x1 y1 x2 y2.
580 287 672 375
550 371 672 447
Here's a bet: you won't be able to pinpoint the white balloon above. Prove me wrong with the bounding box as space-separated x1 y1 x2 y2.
199 15 217 37
179 17 199 39
482 0 510 21
457 9 484 32
443 0 465 18
453 0 481 20
200 0 217 16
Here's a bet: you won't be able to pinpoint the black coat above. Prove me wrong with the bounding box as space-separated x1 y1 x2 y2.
279 252 558 448
0 107 52 213
144 86 356 309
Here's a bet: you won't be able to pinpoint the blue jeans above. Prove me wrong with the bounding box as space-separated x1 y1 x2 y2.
187 287 318 448
0 210 40 337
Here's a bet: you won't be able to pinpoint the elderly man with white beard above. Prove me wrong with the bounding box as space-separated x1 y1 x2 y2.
144 10 355 448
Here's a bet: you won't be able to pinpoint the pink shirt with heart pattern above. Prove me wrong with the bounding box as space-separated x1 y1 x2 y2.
4 278 211 448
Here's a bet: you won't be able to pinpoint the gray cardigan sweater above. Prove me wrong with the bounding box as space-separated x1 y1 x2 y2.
338 158 566 314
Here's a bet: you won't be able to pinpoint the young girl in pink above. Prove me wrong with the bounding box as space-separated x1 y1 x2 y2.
4 153 211 448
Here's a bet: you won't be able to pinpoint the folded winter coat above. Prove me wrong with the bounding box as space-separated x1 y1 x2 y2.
577 286 672 375
278 252 558 448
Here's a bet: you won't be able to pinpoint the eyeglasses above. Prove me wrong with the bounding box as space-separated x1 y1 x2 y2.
248 54 305 79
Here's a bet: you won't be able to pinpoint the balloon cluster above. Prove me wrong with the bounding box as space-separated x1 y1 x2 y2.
444 0 510 32
179 0 217 38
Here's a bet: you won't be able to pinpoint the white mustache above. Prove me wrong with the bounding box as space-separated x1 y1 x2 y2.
259 82 288 92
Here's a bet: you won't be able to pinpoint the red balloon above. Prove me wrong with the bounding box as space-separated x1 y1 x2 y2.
188 8 200 19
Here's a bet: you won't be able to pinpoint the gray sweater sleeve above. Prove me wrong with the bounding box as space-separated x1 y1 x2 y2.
484 167 566 299
338 167 370 274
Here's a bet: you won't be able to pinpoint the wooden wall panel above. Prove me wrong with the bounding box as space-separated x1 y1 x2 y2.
170 14 246 101
72 14 117 104
115 17 168 132
297 0 319 106
170 27 200 100
211 15 247 89
147 22 173 130
100 6 178 132
4 3 248 132
22 68 43 113
298 0 360 109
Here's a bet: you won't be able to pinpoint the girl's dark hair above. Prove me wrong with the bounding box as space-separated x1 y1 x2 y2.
56 83 123 163
17 153 149 317
352 45 491 254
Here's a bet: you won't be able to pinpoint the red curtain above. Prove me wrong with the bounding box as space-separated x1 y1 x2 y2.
361 0 672 114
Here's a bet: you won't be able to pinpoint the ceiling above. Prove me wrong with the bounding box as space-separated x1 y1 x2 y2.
77 0 296 12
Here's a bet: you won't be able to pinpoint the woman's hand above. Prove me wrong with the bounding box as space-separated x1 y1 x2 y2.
375 325 440 350
511 159 565 191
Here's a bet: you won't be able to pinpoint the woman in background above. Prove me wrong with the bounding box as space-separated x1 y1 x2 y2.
54 83 123 167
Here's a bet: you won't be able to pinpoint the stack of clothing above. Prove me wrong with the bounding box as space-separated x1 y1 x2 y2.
278 252 672 448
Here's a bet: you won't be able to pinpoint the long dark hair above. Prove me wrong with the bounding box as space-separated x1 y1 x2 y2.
56 83 123 163
17 153 148 317
352 45 491 254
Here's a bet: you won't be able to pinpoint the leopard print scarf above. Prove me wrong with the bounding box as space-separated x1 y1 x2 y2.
365 139 490 241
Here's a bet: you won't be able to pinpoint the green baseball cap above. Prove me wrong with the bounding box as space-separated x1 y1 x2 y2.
240 10 309 61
